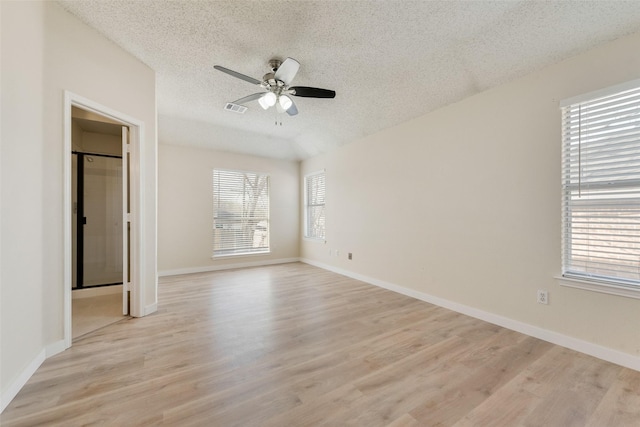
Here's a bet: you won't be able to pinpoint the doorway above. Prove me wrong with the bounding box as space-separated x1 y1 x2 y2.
64 92 144 348
71 108 128 339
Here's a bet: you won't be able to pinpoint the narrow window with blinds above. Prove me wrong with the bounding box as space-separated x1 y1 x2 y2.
561 80 640 292
304 171 326 240
212 169 270 257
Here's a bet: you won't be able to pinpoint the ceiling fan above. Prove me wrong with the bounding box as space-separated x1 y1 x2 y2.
214 57 336 117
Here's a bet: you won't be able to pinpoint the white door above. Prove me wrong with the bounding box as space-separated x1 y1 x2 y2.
122 126 130 315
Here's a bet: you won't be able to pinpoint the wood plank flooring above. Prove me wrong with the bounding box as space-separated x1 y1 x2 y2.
2 262 639 426
72 292 126 339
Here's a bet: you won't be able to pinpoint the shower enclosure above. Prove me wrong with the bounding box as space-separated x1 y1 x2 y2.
72 152 123 288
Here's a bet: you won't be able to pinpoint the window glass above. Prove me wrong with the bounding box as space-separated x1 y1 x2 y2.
305 171 325 240
213 169 270 256
561 81 640 289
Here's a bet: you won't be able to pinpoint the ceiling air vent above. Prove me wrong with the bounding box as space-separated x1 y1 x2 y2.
224 103 247 114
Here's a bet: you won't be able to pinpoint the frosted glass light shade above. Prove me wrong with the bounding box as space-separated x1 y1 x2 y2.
265 92 277 106
279 95 293 111
258 92 277 110
258 95 269 109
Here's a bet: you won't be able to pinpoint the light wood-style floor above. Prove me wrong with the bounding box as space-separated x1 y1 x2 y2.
2 263 639 426
72 292 126 339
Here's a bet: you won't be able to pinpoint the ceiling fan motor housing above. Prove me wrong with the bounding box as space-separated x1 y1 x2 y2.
263 59 288 94
262 73 287 95
262 72 276 82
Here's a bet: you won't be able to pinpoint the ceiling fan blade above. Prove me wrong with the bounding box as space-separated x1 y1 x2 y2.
274 57 300 85
214 65 261 85
290 86 336 98
232 93 265 105
286 99 298 116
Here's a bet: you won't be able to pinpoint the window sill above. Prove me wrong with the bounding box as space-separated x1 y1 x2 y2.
555 275 640 300
303 237 326 243
212 251 270 260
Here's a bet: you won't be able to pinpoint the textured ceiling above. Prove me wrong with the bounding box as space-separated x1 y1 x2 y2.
57 1 640 161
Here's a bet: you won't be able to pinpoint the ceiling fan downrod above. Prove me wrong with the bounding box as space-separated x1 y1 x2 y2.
268 59 282 72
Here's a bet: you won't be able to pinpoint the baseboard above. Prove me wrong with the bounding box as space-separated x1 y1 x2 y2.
46 340 67 358
300 258 640 372
144 302 158 316
0 338 68 414
1 349 46 413
158 257 301 277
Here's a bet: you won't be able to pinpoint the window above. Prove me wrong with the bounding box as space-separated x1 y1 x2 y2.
561 80 640 293
304 171 326 240
213 169 269 257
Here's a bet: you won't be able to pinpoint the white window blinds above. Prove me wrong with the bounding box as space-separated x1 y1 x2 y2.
213 169 269 257
561 81 640 288
305 171 326 239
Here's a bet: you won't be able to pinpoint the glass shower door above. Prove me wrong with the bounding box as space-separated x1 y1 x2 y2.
82 155 123 286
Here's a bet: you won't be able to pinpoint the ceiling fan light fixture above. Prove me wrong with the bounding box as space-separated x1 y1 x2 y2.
258 95 269 110
279 95 293 111
261 92 277 109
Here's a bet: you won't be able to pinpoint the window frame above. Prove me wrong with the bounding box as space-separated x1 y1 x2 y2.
304 170 326 241
558 79 640 299
212 168 270 258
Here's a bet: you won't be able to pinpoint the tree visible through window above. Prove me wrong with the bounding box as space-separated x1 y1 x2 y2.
305 171 325 239
561 81 640 288
213 169 269 256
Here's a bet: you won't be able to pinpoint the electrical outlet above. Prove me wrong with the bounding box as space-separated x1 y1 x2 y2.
537 290 549 305
348 252 352 260
336 250 340 256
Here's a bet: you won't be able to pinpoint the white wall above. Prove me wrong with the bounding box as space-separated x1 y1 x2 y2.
77 131 122 156
158 144 299 275
1 1 45 408
301 31 640 361
1 1 157 409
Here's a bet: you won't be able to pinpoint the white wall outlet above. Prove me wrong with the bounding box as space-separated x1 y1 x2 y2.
335 250 340 256
537 290 549 305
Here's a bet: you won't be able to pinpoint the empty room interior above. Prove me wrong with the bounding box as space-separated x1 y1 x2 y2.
2 1 640 425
